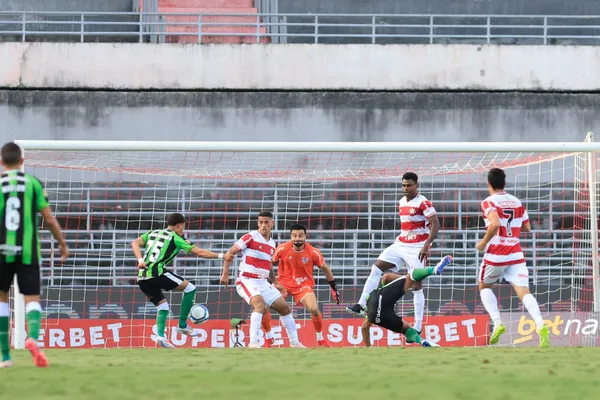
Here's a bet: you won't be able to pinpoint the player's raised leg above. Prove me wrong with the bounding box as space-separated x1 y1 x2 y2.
173 279 200 337
348 258 396 315
299 292 330 347
270 296 305 348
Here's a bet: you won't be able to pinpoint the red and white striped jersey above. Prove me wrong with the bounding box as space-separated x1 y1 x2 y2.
396 194 437 247
481 192 530 266
234 230 276 280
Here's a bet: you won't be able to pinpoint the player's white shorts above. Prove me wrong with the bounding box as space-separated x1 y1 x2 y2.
235 278 282 306
478 262 529 287
377 241 425 273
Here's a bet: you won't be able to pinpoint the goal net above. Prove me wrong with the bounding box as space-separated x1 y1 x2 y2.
9 139 600 348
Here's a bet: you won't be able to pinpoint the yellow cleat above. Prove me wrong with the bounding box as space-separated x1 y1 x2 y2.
489 323 506 345
538 325 550 348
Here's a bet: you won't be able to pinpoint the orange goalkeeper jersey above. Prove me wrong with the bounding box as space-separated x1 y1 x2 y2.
273 241 325 289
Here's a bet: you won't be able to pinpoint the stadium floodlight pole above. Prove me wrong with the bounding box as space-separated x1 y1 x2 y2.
585 133 600 314
13 140 600 153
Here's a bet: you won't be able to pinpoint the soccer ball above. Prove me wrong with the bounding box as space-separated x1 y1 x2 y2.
189 304 209 324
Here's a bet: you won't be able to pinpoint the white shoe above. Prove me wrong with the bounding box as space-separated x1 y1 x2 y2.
247 343 261 349
156 337 176 349
177 325 199 337
421 340 440 348
0 360 13 368
290 342 307 348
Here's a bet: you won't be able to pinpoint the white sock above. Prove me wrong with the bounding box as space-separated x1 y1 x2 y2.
316 331 324 341
413 289 425 332
358 265 383 307
25 301 42 313
480 288 502 326
249 312 263 345
522 293 545 330
280 313 299 345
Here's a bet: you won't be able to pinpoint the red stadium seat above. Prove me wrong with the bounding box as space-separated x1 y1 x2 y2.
149 1 269 44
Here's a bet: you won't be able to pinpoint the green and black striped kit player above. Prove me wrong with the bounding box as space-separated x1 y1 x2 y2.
0 170 48 364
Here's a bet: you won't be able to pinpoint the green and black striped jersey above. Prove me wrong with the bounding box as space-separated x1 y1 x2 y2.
0 170 49 265
138 229 195 279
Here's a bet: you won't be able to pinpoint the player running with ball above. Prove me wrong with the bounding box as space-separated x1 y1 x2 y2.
132 212 233 348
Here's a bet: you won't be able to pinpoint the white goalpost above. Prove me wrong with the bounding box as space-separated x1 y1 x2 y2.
9 138 600 348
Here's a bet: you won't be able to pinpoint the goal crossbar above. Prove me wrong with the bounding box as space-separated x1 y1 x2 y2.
14 140 600 153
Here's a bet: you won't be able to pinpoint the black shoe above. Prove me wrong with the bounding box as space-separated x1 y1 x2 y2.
345 303 365 316
406 330 422 344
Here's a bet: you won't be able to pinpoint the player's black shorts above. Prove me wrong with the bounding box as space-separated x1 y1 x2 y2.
137 271 186 306
366 276 406 333
0 263 40 295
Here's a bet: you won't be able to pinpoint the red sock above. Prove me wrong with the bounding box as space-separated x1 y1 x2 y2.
311 314 323 333
261 311 272 335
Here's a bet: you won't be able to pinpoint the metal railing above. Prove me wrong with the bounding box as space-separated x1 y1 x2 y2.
2 11 600 45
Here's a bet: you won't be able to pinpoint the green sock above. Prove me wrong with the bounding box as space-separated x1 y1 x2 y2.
0 316 10 361
412 267 435 281
26 310 41 341
179 289 196 328
157 310 169 338
405 327 422 344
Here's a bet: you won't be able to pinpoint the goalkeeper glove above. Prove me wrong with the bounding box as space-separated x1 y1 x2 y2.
328 280 340 304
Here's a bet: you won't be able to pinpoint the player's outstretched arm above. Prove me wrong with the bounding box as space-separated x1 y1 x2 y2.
40 206 69 261
361 319 373 347
420 214 440 261
521 221 532 232
220 244 241 287
476 210 501 251
189 246 230 261
131 236 146 269
319 262 340 304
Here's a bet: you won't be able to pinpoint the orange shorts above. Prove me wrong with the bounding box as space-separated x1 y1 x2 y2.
284 285 315 305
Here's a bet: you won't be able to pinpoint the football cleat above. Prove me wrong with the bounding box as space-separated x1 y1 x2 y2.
538 325 550 348
156 337 176 349
25 338 49 367
489 323 507 345
421 340 440 348
317 339 331 347
346 303 366 316
434 255 453 275
177 325 200 337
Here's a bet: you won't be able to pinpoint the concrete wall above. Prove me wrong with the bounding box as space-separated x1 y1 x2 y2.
3 91 598 142
3 43 600 90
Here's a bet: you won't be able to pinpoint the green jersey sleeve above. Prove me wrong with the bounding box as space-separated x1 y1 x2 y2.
32 177 50 211
173 234 195 253
140 231 150 246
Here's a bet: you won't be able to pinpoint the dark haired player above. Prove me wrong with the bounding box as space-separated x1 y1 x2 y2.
220 211 306 348
132 212 233 348
348 171 450 336
0 142 69 368
362 263 448 348
265 223 341 347
476 168 549 347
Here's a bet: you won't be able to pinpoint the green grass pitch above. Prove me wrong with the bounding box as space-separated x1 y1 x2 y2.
1 347 599 399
